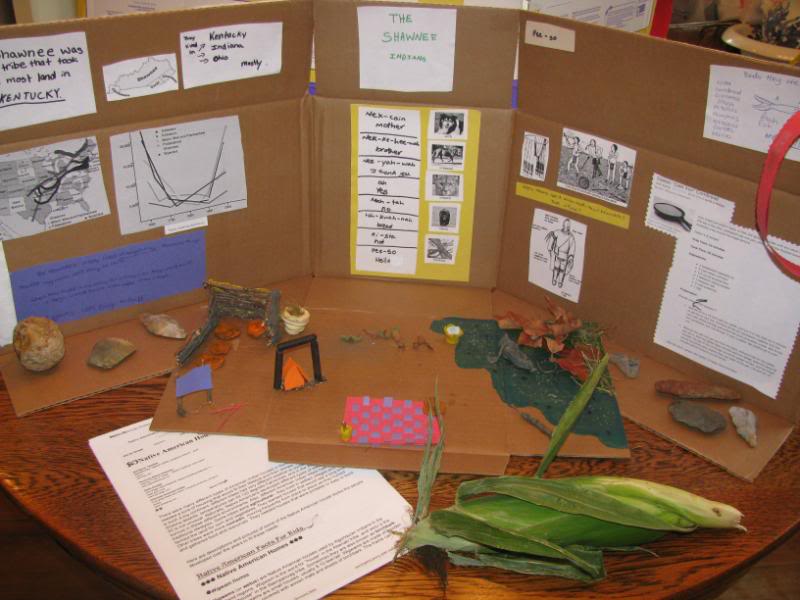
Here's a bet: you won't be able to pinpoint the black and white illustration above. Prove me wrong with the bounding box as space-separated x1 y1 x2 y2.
429 204 459 232
428 110 468 140
557 127 637 207
529 209 586 303
424 234 459 265
520 132 549 181
429 142 465 169
645 173 735 238
427 171 463 202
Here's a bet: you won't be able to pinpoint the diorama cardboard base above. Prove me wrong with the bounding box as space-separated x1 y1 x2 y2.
3 304 206 416
150 277 629 475
491 291 795 481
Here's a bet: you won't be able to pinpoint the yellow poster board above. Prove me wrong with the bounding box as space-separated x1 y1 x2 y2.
350 104 480 282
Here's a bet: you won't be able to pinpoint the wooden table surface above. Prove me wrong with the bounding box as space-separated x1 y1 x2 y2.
1 373 798 599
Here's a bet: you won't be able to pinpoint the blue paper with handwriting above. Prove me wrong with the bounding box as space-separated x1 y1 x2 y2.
11 230 205 323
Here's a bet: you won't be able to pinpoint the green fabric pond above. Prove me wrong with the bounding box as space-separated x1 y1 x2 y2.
432 317 627 449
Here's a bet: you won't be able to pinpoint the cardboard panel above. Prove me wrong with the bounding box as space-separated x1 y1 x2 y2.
499 110 800 424
314 0 519 109
311 95 512 288
516 12 800 195
2 100 311 338
0 0 314 146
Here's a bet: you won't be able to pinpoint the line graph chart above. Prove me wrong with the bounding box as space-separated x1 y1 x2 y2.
111 116 247 234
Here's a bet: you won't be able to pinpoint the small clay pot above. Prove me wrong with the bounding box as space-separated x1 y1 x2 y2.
281 306 310 335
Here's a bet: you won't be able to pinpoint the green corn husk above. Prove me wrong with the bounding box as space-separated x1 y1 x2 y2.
447 550 603 583
429 508 605 578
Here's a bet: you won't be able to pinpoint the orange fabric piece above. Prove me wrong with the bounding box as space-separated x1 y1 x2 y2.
282 357 308 390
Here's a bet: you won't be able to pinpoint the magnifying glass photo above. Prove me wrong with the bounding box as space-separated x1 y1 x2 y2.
653 202 692 231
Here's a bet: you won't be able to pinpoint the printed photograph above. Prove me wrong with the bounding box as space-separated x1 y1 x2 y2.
557 127 637 207
429 110 468 139
429 204 459 232
520 132 549 182
424 234 459 265
429 142 465 169
427 171 463 202
528 209 587 303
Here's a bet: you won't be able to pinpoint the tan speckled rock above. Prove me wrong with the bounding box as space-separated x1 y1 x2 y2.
139 313 186 339
13 317 65 372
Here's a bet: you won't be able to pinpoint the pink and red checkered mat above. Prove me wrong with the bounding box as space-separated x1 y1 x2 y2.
343 396 442 446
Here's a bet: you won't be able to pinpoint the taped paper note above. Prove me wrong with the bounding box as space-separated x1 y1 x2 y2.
704 65 800 161
524 21 576 52
351 104 480 281
0 137 110 241
646 173 735 238
11 230 206 324
357 6 456 92
529 208 586 303
180 22 282 89
516 182 630 229
654 217 800 399
91 419 411 600
103 54 179 101
0 32 96 132
110 115 247 235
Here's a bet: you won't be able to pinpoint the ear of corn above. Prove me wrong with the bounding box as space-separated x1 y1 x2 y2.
400 355 745 584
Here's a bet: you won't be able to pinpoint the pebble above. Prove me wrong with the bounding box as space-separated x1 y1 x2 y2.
729 406 758 448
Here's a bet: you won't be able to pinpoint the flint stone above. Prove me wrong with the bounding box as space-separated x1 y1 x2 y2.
140 313 186 339
88 338 136 370
668 400 726 434
729 406 758 448
609 352 640 378
13 316 65 372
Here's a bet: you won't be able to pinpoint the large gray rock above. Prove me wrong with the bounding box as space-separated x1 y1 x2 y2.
669 400 726 434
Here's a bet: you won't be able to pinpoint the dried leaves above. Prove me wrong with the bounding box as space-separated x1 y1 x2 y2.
496 297 582 355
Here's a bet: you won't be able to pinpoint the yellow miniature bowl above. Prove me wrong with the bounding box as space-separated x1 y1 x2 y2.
443 323 464 344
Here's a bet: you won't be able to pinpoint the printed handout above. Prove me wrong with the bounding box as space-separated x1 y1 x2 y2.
646 174 735 238
529 0 656 32
90 419 412 600
704 65 800 161
0 32 96 132
654 217 800 399
529 208 586 303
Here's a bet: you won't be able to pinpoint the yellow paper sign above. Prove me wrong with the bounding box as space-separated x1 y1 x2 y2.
351 104 480 281
516 182 630 229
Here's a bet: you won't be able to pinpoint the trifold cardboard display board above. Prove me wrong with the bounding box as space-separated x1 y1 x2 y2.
0 0 798 480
